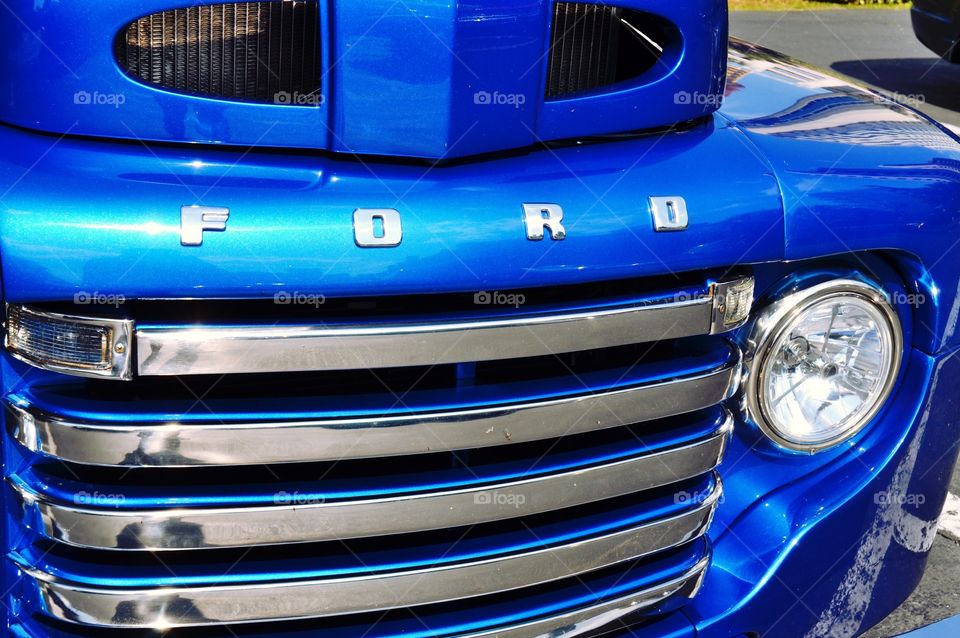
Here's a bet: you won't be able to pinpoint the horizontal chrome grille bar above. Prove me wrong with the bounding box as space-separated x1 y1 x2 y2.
6 357 738 467
135 302 707 375
2 276 752 379
9 555 708 638
11 416 729 550
16 492 718 628
131 276 751 377
460 558 708 638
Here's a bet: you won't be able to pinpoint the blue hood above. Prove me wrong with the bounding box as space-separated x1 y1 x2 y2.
0 0 727 159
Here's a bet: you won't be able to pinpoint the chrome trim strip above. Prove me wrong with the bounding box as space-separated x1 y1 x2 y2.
134 277 752 376
11 421 729 550
460 556 709 638
135 302 709 375
16 493 718 628
4 305 134 380
7 562 705 637
709 276 755 334
6 358 739 467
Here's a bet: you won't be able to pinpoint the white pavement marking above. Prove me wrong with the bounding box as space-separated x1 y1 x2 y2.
937 492 960 542
947 124 960 136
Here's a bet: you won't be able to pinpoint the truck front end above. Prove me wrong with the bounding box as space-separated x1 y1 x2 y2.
0 2 959 637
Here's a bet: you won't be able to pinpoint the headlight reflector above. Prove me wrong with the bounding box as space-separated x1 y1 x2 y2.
745 279 902 451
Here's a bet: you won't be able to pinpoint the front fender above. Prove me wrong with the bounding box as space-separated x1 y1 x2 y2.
719 39 960 355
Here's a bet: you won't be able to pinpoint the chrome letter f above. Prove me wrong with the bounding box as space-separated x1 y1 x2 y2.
181 205 230 246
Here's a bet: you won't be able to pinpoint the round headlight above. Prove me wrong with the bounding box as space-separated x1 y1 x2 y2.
744 279 902 452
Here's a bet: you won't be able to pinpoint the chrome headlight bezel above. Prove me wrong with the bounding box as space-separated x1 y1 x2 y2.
742 278 903 453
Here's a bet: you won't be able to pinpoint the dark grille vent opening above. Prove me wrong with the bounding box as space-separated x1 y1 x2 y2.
546 3 673 99
33 270 708 325
115 1 320 104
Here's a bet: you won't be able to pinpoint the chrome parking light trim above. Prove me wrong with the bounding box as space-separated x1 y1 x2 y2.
709 276 755 334
4 305 134 380
6 357 738 467
134 276 752 376
16 493 718 628
10 421 729 550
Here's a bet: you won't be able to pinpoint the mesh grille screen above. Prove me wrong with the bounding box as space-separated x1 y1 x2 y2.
546 3 621 99
116 1 320 104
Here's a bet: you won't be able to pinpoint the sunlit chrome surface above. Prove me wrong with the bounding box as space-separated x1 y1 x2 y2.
742 279 903 452
134 277 752 377
710 276 756 334
6 359 739 467
456 560 709 638
10 416 730 550
17 491 718 627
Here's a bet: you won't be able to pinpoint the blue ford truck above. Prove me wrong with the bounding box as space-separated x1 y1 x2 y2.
0 1 959 637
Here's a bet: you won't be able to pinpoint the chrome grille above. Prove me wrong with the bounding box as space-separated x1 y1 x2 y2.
546 3 672 99
115 1 320 103
4 275 748 636
547 3 621 98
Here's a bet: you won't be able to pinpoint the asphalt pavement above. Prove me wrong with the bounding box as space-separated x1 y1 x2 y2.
730 10 960 129
730 10 960 637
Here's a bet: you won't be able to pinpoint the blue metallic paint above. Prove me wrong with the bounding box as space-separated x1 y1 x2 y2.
0 117 784 301
0 22 958 638
900 615 960 637
0 0 727 159
694 346 959 637
722 40 960 353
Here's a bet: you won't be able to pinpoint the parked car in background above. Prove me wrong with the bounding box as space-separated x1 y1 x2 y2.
913 0 960 61
0 1 959 638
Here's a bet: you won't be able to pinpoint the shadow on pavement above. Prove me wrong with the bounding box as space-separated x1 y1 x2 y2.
832 58 960 115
